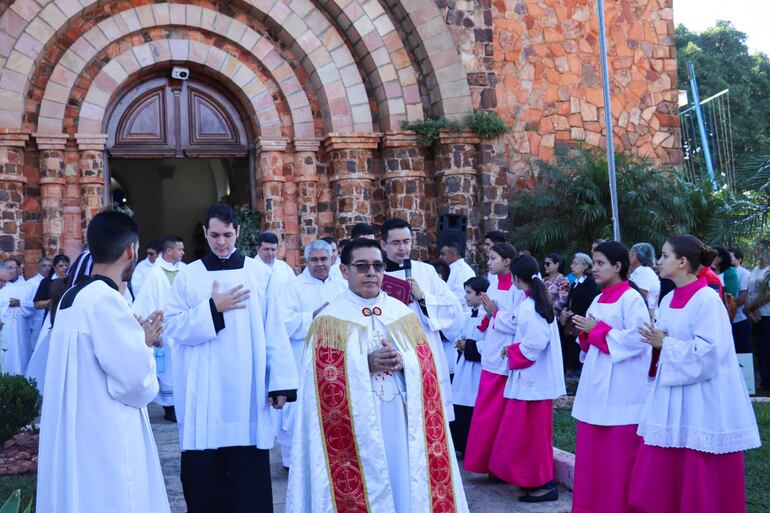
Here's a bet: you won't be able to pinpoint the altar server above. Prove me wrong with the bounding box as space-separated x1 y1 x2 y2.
287 237 469 513
36 211 169 513
492 255 565 501
450 276 489 455
382 218 462 421
464 243 524 474
631 235 760 513
275 239 345 467
570 241 651 513
164 203 298 513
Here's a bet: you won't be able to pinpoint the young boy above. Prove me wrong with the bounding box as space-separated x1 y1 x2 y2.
450 276 490 455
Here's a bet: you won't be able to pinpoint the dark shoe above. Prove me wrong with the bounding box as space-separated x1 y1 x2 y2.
163 406 177 423
519 485 558 503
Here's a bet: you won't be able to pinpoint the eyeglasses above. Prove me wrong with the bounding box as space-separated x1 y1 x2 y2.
350 261 385 273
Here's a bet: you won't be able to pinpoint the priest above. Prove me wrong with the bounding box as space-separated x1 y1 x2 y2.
36 211 169 513
255 231 296 289
133 235 187 421
0 262 31 375
287 237 469 513
382 218 463 418
21 257 52 348
275 239 346 467
164 203 298 513
131 240 162 295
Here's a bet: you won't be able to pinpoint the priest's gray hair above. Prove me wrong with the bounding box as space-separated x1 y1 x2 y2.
632 242 656 268
304 239 333 261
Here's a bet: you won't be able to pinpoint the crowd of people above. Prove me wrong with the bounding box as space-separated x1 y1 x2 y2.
0 204 763 513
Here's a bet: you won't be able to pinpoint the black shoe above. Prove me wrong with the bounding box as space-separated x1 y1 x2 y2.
519 487 558 503
163 406 177 423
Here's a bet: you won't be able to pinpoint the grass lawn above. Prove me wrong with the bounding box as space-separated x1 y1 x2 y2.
0 474 35 511
554 402 770 513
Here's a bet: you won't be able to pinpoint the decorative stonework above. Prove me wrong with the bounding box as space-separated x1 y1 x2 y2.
34 134 67 257
0 133 28 257
76 134 108 244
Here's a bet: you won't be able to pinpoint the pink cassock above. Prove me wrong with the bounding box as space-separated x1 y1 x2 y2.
463 370 508 474
572 422 642 513
628 444 746 513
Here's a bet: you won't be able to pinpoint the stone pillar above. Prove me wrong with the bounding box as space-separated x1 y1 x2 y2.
0 134 29 259
324 133 382 240
381 131 429 260
435 129 481 266
478 141 510 235
34 134 67 256
76 134 108 252
256 138 288 256
293 139 321 256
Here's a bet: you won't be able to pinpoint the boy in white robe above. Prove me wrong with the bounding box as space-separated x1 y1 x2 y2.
132 235 187 421
381 218 463 421
287 238 469 513
36 211 169 513
275 239 346 467
164 203 298 513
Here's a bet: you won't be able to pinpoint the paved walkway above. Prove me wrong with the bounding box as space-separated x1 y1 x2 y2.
149 405 573 512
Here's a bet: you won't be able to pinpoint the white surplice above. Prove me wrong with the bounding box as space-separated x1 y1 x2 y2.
386 259 463 421
275 268 346 465
164 252 298 451
20 273 45 347
287 289 469 513
132 256 187 406
447 258 477 312
0 279 31 375
36 277 169 513
130 257 155 296
258 256 297 291
480 275 525 376
451 309 485 407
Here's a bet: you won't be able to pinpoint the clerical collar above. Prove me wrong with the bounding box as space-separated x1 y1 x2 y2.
344 288 383 307
598 280 630 304
385 257 408 273
670 278 707 309
202 250 245 271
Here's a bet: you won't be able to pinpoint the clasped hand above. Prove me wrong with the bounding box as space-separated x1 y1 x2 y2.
135 310 164 347
480 293 498 316
638 322 667 348
368 339 403 373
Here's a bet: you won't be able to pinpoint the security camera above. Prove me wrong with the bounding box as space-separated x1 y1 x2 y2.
171 66 190 80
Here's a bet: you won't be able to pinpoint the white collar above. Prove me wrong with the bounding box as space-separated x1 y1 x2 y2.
343 288 384 307
448 258 465 270
158 256 182 272
301 267 331 284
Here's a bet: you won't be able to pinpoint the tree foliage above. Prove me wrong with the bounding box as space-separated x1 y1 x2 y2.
234 205 261 257
676 21 770 159
508 146 725 258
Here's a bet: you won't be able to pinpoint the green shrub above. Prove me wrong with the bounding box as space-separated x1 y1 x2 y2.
401 118 462 147
0 375 39 446
234 205 262 258
464 111 511 139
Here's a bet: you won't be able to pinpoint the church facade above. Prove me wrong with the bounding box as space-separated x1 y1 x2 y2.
0 0 680 269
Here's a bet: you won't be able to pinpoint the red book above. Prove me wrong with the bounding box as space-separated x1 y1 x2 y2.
381 274 412 305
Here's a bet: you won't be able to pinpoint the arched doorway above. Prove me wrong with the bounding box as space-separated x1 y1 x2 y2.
104 75 253 261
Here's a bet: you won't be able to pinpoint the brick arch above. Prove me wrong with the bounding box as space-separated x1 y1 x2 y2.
34 7 316 138
0 0 372 133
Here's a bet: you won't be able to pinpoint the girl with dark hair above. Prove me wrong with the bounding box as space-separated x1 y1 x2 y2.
464 242 525 475
695 243 723 298
569 241 652 513
488 256 565 502
713 246 738 298
543 253 569 316
631 235 759 513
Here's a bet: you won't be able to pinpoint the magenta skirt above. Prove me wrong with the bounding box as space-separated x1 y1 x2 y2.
488 398 554 487
572 421 642 513
628 443 746 513
463 371 508 474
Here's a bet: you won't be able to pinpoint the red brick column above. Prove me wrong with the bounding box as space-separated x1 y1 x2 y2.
381 131 429 260
478 142 510 236
293 139 321 257
256 139 288 257
76 134 108 251
435 129 481 266
0 134 29 259
324 134 382 240
34 134 67 257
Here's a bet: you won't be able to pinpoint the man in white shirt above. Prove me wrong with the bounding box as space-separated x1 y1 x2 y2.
21 257 52 348
730 247 752 353
133 235 187 421
131 240 162 296
256 232 296 290
276 239 346 467
439 240 477 312
322 236 344 282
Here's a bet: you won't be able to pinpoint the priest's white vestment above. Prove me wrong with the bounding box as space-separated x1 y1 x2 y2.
132 257 186 406
0 279 31 375
21 273 45 347
385 259 462 420
287 289 469 513
36 276 169 513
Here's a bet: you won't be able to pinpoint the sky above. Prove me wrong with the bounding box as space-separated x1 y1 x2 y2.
673 0 770 56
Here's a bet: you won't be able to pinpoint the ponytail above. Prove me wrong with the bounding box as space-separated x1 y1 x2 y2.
510 255 554 323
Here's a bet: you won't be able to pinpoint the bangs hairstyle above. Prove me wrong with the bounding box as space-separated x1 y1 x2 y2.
510 255 554 323
205 203 239 229
489 242 518 263
87 211 139 264
464 276 490 294
667 235 718 274
340 238 383 265
593 241 631 280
